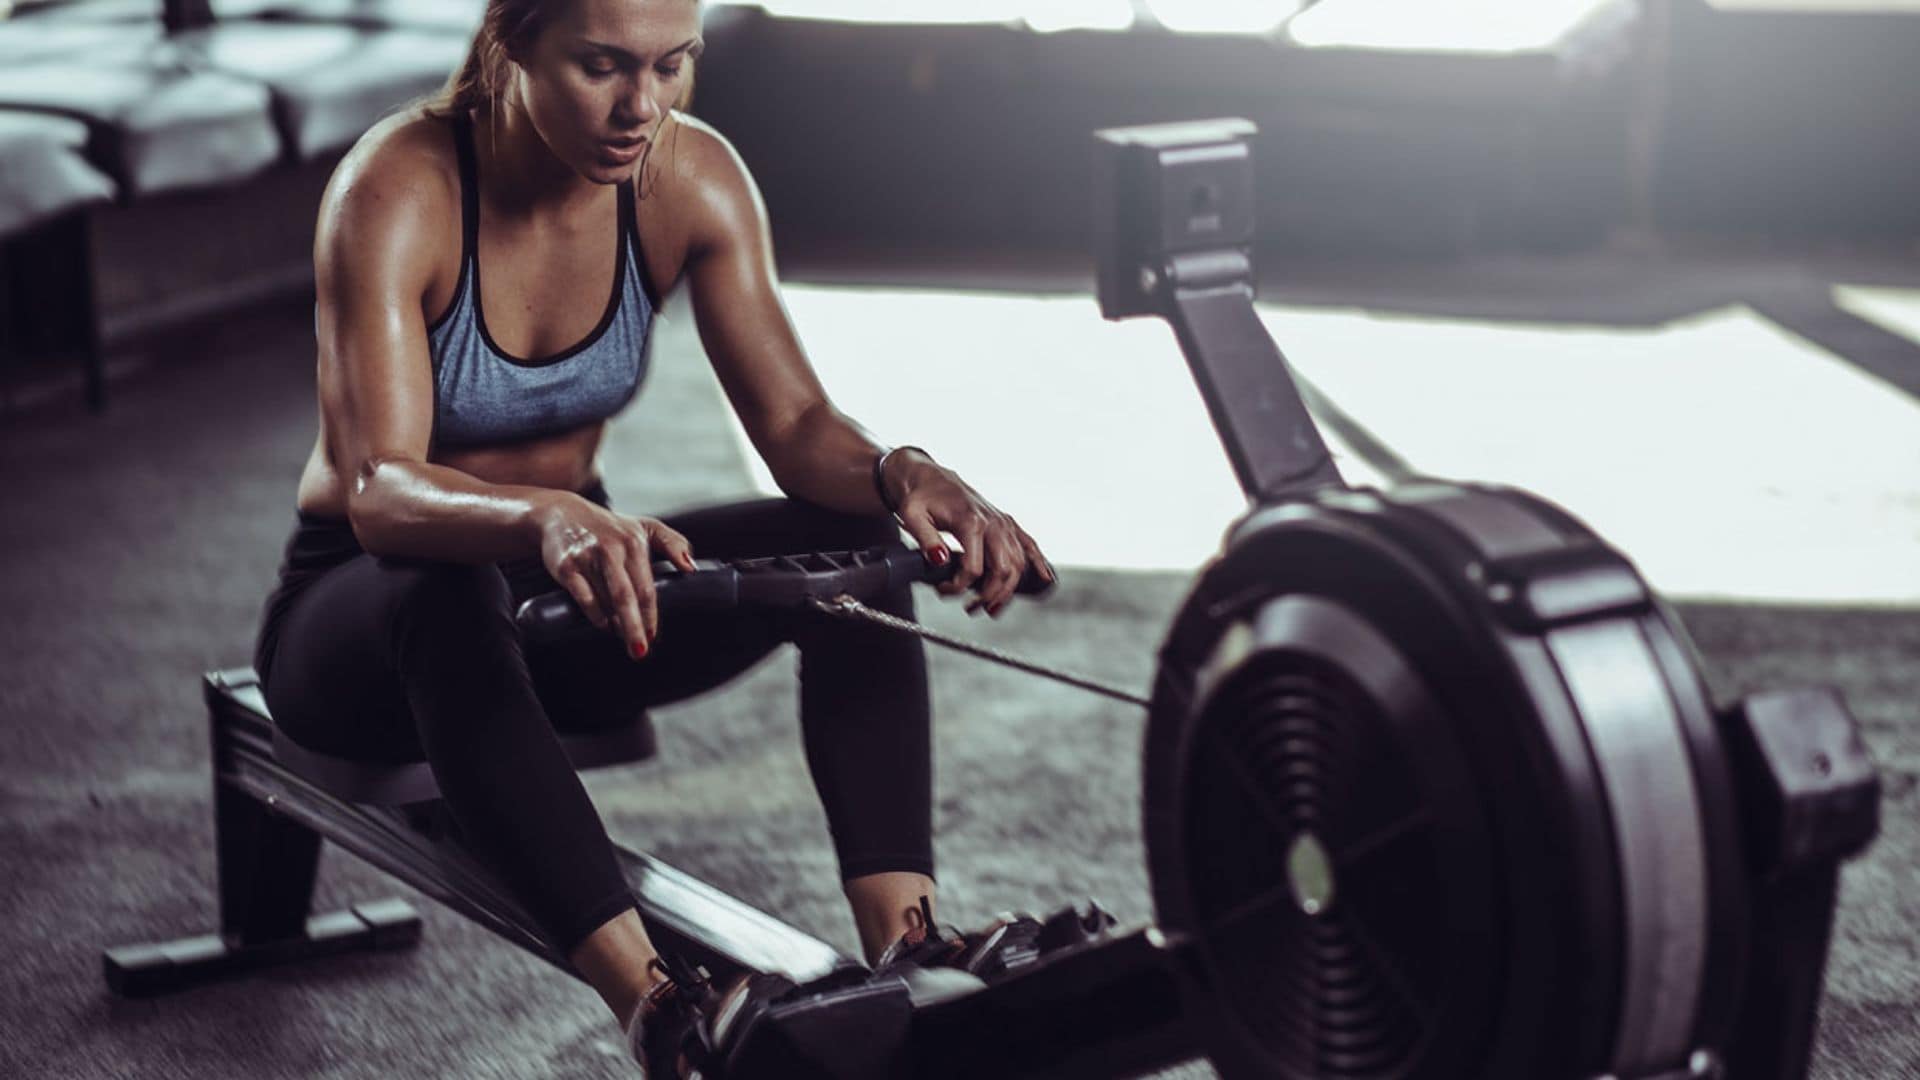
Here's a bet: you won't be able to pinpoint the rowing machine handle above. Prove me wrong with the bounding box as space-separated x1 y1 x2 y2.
922 552 1056 598
514 545 1051 646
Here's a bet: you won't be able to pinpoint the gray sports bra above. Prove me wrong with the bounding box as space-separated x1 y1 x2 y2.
425 114 658 448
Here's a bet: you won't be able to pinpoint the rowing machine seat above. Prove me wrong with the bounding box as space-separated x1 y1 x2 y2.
206 667 658 806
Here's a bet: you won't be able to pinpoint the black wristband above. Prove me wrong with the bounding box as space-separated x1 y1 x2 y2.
872 445 929 515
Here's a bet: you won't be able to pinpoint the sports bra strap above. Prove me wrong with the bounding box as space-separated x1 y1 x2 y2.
451 113 480 268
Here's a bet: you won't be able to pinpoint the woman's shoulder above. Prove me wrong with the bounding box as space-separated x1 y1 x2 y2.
648 113 768 241
315 110 461 291
320 110 461 236
366 109 462 171
656 112 752 193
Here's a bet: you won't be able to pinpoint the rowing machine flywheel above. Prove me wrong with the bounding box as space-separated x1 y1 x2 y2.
1144 482 1754 1080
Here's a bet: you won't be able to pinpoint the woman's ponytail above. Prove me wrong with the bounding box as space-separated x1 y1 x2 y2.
419 0 550 121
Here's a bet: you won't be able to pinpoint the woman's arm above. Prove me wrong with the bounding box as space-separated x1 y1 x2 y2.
669 119 1052 612
315 121 688 656
670 120 880 513
316 123 555 563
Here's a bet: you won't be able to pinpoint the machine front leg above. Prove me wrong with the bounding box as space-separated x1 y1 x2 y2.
214 782 322 943
101 681 423 998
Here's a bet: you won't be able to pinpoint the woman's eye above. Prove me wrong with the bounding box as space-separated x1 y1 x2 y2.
581 61 617 78
657 65 684 80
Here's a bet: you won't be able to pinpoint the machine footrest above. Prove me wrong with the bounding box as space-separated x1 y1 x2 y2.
102 898 422 998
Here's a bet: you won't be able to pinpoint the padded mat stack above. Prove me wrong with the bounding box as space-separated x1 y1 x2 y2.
0 111 114 236
0 0 476 212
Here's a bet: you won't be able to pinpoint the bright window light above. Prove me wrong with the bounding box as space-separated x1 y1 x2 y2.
1288 0 1619 54
1145 0 1307 35
1835 285 1920 347
1024 0 1136 33
1705 1 1920 11
707 2 1244 32
697 285 1920 602
738 1 1027 24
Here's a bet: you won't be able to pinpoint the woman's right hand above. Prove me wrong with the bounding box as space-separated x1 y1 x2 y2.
531 491 696 660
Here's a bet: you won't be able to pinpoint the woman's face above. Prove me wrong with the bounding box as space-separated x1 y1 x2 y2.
512 0 703 184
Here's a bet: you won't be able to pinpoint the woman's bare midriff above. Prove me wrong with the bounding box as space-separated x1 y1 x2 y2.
293 423 607 521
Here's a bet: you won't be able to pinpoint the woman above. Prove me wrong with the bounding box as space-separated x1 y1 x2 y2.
252 0 1052 1071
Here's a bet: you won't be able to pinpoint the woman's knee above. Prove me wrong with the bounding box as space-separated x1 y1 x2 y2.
787 503 901 557
384 560 514 635
838 508 903 550
665 497 900 561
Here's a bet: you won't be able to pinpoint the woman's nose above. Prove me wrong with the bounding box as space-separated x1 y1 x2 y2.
616 76 664 127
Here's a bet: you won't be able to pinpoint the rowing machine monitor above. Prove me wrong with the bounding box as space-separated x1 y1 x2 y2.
1094 119 1342 502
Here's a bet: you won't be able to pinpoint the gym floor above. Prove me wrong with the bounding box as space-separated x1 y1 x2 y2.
1 242 1915 1077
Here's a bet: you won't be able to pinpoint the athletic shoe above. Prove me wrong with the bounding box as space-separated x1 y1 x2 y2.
706 969 803 1061
625 953 719 1079
951 898 1119 982
872 894 968 974
872 894 1119 987
1032 897 1120 955
950 910 1047 982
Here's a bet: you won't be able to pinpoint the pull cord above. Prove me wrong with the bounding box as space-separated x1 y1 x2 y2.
806 594 1151 709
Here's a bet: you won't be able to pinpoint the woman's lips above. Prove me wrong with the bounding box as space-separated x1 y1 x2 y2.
599 139 645 164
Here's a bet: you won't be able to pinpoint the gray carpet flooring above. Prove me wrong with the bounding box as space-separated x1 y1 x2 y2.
1 261 1915 1077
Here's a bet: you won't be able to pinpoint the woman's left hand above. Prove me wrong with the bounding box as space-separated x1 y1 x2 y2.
883 452 1054 617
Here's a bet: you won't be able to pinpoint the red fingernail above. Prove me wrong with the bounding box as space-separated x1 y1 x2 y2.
929 547 950 565
630 640 648 660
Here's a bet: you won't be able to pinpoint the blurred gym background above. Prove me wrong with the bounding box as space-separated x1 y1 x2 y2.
1 2 1915 1078
7 0 1920 402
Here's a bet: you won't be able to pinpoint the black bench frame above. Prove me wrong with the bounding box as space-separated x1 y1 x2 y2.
103 668 858 997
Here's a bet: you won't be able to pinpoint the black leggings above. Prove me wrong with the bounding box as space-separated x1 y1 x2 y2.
253 489 933 954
